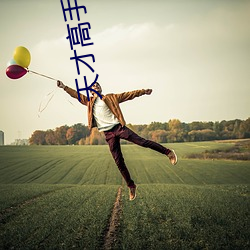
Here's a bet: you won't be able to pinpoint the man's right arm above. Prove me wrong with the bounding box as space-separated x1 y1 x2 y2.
57 80 88 105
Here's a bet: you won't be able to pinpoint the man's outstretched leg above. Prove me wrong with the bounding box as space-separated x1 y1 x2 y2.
119 125 178 165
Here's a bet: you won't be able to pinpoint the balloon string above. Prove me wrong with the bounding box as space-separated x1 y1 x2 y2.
37 90 76 117
29 68 76 116
38 88 58 118
67 99 75 106
28 69 58 81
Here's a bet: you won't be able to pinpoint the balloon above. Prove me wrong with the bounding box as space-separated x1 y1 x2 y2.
7 58 17 67
13 46 31 68
6 65 27 79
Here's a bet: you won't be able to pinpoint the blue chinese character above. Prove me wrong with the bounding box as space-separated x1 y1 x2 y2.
70 50 95 75
66 22 94 50
60 0 87 22
75 74 102 101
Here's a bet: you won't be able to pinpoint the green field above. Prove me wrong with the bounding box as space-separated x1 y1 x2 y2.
0 141 249 249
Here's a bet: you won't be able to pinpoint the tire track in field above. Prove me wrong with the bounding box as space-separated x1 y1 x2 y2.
79 158 112 185
0 160 34 171
180 167 207 185
27 160 65 183
0 186 75 225
103 186 122 250
11 160 63 183
54 159 83 184
78 159 101 185
166 165 186 184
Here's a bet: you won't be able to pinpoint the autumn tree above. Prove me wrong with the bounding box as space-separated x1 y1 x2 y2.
66 123 89 145
55 125 69 145
45 129 57 145
29 130 46 145
29 118 250 145
86 128 106 145
150 129 167 143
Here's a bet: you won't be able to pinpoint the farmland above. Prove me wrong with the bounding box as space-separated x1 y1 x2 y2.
0 141 249 249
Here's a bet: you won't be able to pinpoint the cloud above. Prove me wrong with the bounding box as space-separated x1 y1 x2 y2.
30 22 186 73
91 22 158 63
29 9 250 93
93 22 154 46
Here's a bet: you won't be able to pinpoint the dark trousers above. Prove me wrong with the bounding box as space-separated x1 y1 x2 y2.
104 124 171 187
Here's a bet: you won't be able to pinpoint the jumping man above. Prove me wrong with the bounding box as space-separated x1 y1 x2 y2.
57 81 177 201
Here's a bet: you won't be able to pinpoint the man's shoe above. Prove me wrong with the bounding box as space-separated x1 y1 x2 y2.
168 150 178 165
129 186 137 201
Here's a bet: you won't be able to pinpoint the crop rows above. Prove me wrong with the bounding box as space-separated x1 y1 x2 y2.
0 184 119 249
120 184 250 249
0 141 249 249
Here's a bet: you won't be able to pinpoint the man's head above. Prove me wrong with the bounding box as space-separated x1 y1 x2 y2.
91 82 102 96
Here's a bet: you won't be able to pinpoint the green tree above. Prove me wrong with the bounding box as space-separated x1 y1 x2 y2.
213 121 221 139
189 121 204 131
233 119 243 138
239 118 250 138
147 122 167 131
188 129 216 141
167 119 184 142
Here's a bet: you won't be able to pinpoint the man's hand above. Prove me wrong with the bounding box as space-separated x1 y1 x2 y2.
57 80 65 89
145 89 152 95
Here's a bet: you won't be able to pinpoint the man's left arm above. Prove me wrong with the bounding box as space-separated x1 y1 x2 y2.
117 89 152 103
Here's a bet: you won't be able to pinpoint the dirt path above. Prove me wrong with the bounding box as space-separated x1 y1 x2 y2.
103 186 123 250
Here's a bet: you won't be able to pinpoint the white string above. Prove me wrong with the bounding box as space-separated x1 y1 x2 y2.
38 88 58 118
27 69 77 116
67 99 75 106
28 69 58 81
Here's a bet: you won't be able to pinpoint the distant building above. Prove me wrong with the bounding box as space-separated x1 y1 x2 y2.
0 131 4 145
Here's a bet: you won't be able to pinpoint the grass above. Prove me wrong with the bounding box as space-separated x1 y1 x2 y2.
120 184 250 250
0 141 250 249
0 145 121 185
0 184 118 249
186 140 250 161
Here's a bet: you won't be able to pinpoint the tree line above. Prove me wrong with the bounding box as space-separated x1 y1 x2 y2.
29 118 250 145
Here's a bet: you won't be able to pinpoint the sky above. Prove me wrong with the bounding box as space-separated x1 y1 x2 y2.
0 0 249 144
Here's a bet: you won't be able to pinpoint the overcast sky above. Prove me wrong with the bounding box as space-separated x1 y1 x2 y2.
0 0 249 144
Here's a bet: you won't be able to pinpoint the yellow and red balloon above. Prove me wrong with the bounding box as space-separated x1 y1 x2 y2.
6 46 31 80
